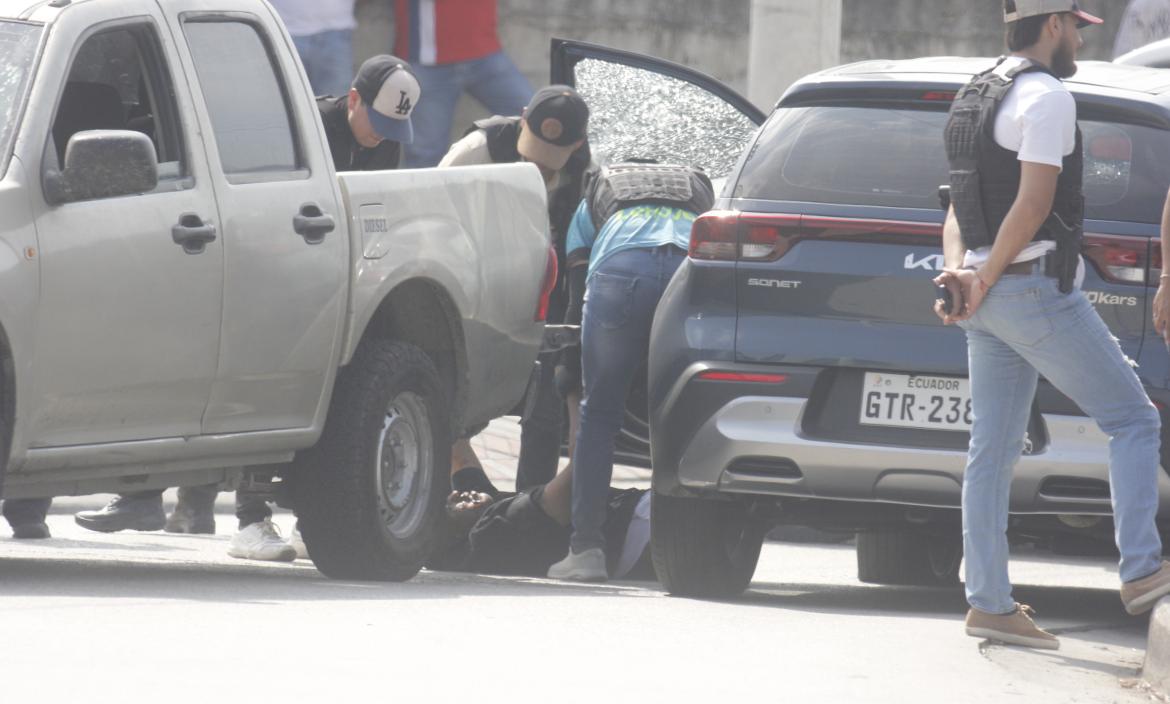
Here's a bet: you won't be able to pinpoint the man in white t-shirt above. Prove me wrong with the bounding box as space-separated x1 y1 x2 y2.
269 0 356 97
935 0 1170 650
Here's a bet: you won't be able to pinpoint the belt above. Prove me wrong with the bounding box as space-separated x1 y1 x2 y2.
1001 251 1057 276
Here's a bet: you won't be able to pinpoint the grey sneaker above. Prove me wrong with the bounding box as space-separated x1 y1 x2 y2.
547 548 607 582
965 603 1059 650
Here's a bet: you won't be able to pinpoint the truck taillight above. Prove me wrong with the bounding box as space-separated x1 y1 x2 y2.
535 246 558 322
689 211 740 261
1083 235 1152 286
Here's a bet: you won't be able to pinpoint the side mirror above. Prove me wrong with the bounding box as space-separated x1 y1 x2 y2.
937 184 951 211
44 130 159 205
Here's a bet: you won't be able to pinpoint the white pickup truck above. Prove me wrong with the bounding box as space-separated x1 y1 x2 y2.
0 0 553 580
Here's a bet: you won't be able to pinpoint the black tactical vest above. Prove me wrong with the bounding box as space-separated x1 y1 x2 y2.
944 58 1084 290
585 163 715 230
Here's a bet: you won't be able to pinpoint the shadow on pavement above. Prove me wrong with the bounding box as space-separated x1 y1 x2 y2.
0 558 654 604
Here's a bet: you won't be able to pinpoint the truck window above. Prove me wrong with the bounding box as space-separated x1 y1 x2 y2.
0 21 42 180
50 24 187 183
182 20 300 180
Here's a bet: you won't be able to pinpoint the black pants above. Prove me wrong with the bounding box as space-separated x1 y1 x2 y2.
2 498 51 528
515 351 565 491
121 485 271 528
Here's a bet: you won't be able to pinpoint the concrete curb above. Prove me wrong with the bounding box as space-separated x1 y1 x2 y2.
1142 598 1170 697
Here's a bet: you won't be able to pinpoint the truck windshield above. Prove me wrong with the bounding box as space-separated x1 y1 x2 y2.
0 21 43 177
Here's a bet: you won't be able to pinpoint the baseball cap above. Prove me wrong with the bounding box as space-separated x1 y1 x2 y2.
517 85 589 171
352 55 420 144
1003 0 1103 28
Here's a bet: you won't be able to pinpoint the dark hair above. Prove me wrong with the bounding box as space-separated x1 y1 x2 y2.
1006 12 1054 51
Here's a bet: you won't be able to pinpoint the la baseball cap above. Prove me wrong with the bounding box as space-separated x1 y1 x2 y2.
352 55 420 144
1003 0 1103 28
517 85 589 171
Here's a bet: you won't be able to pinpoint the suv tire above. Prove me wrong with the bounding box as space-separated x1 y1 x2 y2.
856 531 961 587
651 493 764 598
294 339 450 581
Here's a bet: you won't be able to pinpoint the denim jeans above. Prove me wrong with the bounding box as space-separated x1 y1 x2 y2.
959 267 1163 614
403 51 533 168
292 30 354 98
570 246 686 552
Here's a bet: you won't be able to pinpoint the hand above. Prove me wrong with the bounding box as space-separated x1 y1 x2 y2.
1155 281 1170 346
933 268 989 323
445 490 493 516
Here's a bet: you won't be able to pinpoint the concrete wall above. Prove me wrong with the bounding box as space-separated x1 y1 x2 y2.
349 0 1139 148
841 0 1129 64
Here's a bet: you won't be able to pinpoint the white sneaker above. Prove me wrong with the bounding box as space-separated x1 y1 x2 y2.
547 547 607 582
228 519 297 562
289 525 309 560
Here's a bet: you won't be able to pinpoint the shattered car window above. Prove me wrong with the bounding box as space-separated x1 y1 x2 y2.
572 59 757 178
0 22 43 178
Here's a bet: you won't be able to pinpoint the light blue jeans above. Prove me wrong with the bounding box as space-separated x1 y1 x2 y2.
292 29 354 98
403 51 533 168
959 266 1163 614
570 246 686 552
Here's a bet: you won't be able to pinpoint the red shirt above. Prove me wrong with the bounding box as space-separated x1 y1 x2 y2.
394 0 502 66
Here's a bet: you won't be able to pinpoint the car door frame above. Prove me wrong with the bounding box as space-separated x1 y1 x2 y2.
549 38 767 127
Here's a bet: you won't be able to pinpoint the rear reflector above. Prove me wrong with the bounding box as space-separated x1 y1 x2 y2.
535 246 558 321
1083 235 1152 286
689 211 740 261
698 371 789 384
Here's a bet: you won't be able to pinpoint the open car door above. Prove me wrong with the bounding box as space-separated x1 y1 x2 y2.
550 40 766 466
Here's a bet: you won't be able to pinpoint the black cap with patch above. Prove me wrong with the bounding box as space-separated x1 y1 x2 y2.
518 85 589 171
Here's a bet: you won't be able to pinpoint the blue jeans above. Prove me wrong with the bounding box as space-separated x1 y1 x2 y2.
959 267 1163 614
403 51 533 168
292 30 354 98
570 246 686 552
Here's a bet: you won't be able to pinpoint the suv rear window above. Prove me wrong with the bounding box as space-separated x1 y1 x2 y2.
732 105 1170 223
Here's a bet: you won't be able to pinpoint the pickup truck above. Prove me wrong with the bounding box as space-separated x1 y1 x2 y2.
0 0 554 581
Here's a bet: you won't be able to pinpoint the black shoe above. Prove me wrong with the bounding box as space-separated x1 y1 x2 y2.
11 522 50 539
75 494 166 533
164 485 217 534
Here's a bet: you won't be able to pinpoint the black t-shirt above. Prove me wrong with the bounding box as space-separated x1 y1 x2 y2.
317 96 401 172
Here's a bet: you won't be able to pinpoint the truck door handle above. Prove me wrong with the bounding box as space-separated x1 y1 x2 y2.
294 203 335 245
172 213 217 255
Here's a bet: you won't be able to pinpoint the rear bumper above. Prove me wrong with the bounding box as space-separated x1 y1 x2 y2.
651 366 1170 517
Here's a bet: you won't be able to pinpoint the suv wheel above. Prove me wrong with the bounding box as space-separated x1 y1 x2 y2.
856 531 961 587
293 339 450 581
651 493 765 598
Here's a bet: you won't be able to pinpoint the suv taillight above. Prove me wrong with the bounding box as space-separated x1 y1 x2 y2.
1083 235 1153 286
689 211 740 261
535 246 558 321
689 211 802 262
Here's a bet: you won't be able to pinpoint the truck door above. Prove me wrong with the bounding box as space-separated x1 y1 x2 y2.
25 7 224 447
161 3 347 434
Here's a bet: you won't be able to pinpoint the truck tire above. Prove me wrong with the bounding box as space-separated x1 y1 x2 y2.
651 492 764 599
855 531 961 587
294 339 450 581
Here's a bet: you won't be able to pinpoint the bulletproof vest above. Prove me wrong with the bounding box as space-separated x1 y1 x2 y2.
944 58 1084 258
585 163 715 230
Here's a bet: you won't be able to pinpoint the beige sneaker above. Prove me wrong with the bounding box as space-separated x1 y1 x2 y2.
1121 561 1170 615
965 604 1059 650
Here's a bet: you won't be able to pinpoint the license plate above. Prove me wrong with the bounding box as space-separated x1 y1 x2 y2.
859 372 972 432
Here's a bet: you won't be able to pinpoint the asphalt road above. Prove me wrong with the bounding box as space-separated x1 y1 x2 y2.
0 503 1154 704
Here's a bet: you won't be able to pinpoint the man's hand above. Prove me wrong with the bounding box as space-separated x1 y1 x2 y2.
1155 281 1170 345
932 268 988 323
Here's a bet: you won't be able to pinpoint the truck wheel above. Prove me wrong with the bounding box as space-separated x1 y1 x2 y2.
651 492 764 599
294 339 450 581
856 531 961 587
